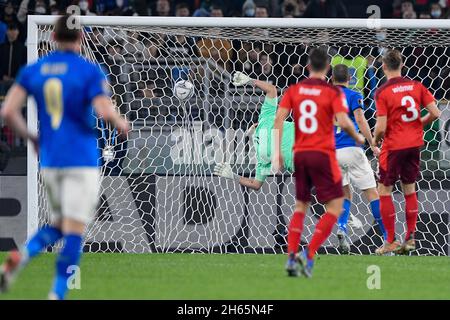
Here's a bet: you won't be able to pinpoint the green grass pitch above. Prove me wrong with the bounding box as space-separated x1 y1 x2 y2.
0 253 449 300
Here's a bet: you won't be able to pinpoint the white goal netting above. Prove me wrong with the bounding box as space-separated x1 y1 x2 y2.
35 19 450 255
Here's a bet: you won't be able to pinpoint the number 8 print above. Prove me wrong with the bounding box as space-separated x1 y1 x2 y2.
298 99 318 134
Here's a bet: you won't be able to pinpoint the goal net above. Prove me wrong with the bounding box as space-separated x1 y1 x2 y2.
30 16 450 255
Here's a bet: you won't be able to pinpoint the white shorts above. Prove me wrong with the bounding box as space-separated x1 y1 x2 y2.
41 167 100 225
336 147 377 190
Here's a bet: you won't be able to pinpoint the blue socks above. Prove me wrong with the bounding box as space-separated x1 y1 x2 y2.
370 199 387 241
24 225 63 261
338 199 352 234
52 234 83 300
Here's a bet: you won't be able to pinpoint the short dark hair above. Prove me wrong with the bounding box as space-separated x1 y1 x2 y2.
54 15 81 43
308 47 330 72
382 49 403 71
332 64 349 83
7 22 18 30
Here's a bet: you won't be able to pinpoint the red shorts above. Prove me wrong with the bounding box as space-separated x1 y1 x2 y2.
379 146 420 186
294 150 343 203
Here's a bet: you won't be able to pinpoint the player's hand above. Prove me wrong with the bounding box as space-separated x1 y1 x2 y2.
232 71 253 87
272 153 284 173
370 145 381 157
115 117 130 136
372 137 382 148
355 133 365 146
245 123 258 137
213 162 235 180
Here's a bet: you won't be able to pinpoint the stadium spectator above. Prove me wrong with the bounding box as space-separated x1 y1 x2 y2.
210 4 224 17
255 2 270 17
0 23 26 83
282 0 307 17
430 1 444 18
242 0 256 17
403 8 417 18
155 0 171 16
197 37 232 70
303 0 348 18
192 7 210 16
1 1 19 26
78 0 97 15
175 2 190 16
419 10 431 18
49 1 60 15
331 46 368 95
17 0 52 24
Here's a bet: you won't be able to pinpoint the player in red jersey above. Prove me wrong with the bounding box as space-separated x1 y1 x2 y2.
373 49 441 255
273 48 365 277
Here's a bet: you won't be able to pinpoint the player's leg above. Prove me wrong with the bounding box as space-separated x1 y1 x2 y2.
361 187 386 241
345 147 386 240
400 183 417 253
297 151 343 278
375 149 402 255
335 148 352 253
398 147 421 254
285 152 311 277
0 169 64 293
49 168 100 299
337 185 352 253
287 200 310 256
49 217 85 300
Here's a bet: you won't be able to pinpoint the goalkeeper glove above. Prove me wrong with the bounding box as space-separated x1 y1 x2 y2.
232 71 254 87
213 162 240 182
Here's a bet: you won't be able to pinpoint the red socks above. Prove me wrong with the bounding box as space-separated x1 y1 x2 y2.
405 193 418 238
307 213 337 259
380 195 396 243
287 211 305 254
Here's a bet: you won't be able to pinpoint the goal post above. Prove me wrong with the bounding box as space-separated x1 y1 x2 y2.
27 15 450 255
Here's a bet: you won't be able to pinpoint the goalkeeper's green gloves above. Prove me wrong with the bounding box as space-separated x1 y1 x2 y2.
232 71 254 87
213 162 240 182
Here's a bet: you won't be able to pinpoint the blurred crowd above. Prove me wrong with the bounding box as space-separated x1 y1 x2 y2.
0 0 449 87
0 0 449 156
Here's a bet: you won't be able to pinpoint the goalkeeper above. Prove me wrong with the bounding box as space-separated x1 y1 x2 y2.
214 71 294 190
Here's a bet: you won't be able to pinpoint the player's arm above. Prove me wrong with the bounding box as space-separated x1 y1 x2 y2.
272 107 290 172
0 84 38 150
232 71 277 98
373 116 386 146
421 101 441 126
354 108 380 155
373 91 387 147
92 96 129 134
213 162 264 190
335 112 365 145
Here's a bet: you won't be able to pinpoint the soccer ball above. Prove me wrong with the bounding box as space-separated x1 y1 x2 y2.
173 80 194 101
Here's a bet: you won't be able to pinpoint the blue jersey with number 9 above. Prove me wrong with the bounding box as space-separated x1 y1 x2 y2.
15 51 109 168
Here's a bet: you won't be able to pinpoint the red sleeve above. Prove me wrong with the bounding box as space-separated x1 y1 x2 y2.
332 88 349 114
279 86 293 110
420 83 435 107
375 91 387 116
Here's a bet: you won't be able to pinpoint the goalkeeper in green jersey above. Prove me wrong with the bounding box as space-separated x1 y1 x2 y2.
213 71 295 190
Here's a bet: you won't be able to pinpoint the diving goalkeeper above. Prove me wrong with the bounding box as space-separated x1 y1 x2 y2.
213 71 294 190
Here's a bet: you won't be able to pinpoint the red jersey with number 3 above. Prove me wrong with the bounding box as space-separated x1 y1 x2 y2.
279 78 349 153
375 77 435 151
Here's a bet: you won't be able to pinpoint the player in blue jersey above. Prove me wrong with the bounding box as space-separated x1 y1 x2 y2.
332 64 386 253
0 15 129 299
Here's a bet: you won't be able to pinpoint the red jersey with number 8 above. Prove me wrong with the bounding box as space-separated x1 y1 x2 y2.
279 78 349 153
374 77 435 151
